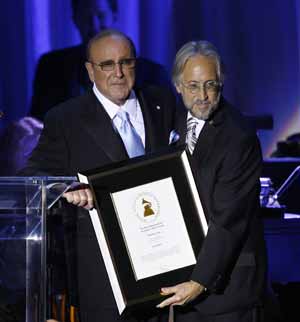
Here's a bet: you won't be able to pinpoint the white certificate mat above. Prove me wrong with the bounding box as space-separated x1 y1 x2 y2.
111 177 196 280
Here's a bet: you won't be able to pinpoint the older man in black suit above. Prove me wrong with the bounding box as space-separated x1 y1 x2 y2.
22 29 175 322
157 41 267 322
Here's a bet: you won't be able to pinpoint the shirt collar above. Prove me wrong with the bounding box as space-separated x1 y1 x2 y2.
93 83 137 120
186 112 205 124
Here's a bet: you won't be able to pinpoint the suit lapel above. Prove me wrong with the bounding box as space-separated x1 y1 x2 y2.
175 103 188 146
192 100 226 164
136 88 159 153
80 92 128 162
192 121 218 164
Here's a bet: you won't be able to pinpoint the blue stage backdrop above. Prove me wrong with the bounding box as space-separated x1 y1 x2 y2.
0 0 299 156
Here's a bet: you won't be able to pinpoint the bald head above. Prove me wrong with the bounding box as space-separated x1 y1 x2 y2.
86 29 136 61
85 31 136 105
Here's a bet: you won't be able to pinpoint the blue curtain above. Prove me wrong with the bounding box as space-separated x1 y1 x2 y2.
0 0 299 156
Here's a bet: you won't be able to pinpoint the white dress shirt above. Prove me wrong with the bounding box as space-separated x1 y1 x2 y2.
93 84 146 146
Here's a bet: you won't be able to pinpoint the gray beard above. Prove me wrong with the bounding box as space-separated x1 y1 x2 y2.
189 92 221 120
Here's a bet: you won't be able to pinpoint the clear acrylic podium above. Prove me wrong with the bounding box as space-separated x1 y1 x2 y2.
0 176 76 322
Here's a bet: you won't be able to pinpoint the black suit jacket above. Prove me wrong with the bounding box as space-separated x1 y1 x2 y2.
22 87 176 322
175 98 267 317
30 45 171 121
25 87 175 175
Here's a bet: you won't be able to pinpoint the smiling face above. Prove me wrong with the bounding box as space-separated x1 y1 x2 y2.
176 55 221 120
85 35 136 105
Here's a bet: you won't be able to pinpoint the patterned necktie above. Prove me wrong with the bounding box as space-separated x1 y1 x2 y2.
186 117 198 154
113 109 145 158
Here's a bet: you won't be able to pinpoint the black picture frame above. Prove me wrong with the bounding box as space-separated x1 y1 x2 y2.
78 146 207 315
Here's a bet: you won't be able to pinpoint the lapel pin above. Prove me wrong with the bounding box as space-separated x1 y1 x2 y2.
156 105 161 110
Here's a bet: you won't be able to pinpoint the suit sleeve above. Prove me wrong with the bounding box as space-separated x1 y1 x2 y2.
191 133 262 291
19 110 70 176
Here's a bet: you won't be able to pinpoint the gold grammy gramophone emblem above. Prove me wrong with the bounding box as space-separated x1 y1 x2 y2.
142 198 155 217
134 192 160 223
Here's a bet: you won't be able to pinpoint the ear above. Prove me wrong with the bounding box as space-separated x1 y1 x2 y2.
175 83 182 94
85 62 95 83
219 82 224 92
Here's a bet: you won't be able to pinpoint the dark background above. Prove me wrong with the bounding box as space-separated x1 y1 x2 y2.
0 0 299 157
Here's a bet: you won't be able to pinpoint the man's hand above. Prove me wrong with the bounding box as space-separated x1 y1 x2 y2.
157 280 206 308
63 188 93 210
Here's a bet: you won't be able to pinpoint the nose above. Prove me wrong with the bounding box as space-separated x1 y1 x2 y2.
197 86 208 101
114 63 124 77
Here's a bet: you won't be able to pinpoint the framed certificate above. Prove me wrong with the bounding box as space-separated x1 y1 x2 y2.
78 146 207 315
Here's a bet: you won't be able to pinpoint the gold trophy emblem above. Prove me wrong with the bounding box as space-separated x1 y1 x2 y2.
142 198 155 217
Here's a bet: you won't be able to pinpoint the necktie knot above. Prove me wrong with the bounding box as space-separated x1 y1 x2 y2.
116 109 130 124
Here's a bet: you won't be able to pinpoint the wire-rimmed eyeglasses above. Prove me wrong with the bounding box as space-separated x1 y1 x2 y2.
88 58 136 71
181 80 222 94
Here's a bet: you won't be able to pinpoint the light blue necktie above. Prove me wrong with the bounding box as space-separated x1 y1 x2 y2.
113 109 145 158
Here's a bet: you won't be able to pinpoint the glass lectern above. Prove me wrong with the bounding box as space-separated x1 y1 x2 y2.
0 177 76 322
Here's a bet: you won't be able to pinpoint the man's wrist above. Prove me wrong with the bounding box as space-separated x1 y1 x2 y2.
190 280 207 292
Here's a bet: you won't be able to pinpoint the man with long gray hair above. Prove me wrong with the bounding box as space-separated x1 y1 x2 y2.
157 40 267 322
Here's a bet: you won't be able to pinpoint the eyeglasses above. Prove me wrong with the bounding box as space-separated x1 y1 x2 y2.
89 58 136 71
181 80 222 94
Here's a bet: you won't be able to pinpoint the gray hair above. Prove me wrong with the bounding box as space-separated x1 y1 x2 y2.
86 29 136 61
172 40 224 86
